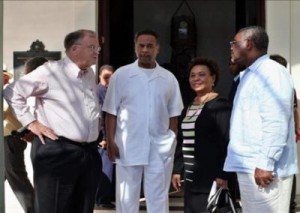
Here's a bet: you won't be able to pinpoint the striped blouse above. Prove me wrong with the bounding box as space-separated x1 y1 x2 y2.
181 103 204 183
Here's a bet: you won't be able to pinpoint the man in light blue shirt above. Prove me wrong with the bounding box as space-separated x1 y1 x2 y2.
224 26 298 213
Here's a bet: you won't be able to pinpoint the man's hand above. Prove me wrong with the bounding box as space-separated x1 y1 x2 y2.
296 129 300 141
20 131 35 142
106 140 120 161
254 168 275 188
172 174 182 191
99 140 107 149
27 120 58 144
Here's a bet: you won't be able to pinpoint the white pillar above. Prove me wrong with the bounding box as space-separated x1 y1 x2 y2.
266 0 300 195
0 0 6 212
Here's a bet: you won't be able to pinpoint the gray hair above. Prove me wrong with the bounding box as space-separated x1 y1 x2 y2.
238 26 269 52
64 29 96 51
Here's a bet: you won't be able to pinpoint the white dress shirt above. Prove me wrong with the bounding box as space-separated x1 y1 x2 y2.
4 57 100 143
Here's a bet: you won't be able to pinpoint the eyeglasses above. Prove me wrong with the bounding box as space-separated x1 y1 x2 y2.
76 44 101 53
87 45 101 53
229 39 247 47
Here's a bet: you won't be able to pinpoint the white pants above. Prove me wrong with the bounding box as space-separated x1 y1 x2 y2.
116 144 173 213
237 172 293 213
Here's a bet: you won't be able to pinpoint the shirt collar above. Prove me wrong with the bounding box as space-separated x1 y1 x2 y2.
128 60 166 79
233 74 240 82
63 57 93 78
247 54 269 73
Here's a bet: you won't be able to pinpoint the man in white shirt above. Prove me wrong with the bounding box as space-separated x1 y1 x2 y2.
224 26 298 213
103 29 183 213
4 29 102 213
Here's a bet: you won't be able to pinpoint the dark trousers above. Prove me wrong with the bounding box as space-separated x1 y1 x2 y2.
95 133 115 205
290 175 297 213
4 135 34 213
228 172 240 202
184 188 209 213
95 166 116 204
31 136 102 213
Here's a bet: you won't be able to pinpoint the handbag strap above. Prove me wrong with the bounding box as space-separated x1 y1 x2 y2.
208 187 237 213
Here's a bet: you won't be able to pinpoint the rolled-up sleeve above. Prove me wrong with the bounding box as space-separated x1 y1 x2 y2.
4 72 48 127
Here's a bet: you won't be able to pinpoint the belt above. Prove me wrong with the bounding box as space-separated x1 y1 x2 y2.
58 136 98 147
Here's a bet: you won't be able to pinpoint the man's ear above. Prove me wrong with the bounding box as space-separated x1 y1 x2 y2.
157 44 160 54
71 45 78 52
245 39 253 50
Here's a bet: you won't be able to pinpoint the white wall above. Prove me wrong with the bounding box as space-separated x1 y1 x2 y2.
3 0 97 75
266 0 300 95
266 0 300 193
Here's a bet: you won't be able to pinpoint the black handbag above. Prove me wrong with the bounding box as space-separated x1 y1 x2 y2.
207 187 237 213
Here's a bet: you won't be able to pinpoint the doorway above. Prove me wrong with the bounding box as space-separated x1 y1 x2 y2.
98 0 134 69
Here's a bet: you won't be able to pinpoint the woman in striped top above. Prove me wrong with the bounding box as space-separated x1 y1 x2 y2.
172 57 232 213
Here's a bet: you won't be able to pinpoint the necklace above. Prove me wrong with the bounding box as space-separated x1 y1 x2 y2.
185 104 204 119
185 93 211 119
193 92 211 105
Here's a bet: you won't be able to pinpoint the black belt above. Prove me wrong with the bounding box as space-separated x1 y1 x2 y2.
58 136 98 147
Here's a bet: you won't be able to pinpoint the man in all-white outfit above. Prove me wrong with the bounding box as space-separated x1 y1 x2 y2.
103 29 183 213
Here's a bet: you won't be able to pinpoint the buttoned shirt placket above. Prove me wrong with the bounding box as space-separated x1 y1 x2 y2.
78 70 98 142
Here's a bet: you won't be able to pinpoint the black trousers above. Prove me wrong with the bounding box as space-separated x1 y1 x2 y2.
184 188 209 213
4 135 34 213
228 172 240 202
290 175 297 213
31 136 102 213
95 165 116 204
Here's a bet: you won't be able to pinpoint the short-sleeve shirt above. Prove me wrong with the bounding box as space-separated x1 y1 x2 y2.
103 60 183 165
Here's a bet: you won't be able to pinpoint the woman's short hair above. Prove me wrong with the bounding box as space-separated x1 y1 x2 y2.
188 57 220 87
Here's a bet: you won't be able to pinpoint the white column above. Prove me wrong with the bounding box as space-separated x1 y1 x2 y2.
266 0 300 195
0 0 6 212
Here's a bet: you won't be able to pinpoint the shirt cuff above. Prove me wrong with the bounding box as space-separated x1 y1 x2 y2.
256 157 275 171
19 114 36 128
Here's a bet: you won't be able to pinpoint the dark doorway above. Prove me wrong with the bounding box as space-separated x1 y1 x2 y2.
98 0 134 69
97 0 265 106
236 0 265 31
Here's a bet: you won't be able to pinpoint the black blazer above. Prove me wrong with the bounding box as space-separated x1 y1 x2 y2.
173 96 232 193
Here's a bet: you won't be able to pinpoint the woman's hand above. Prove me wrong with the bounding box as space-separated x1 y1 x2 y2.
172 174 182 191
216 178 228 188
